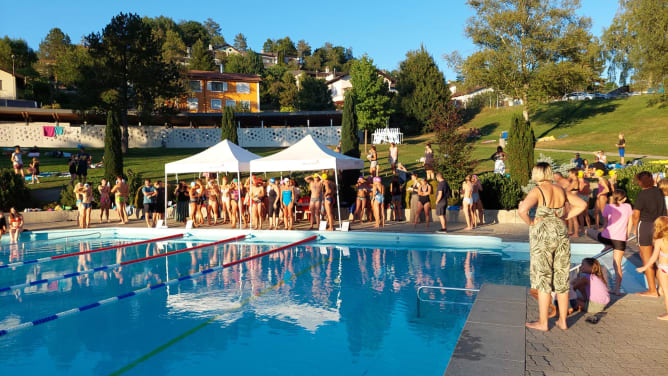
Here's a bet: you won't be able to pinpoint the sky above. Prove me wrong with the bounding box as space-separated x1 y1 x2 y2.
1 0 619 80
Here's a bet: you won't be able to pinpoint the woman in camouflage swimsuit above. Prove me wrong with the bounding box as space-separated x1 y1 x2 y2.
519 163 587 331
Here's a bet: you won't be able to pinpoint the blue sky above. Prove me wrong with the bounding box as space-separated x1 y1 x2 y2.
1 0 619 80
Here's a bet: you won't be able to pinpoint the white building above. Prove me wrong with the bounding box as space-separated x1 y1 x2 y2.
326 70 396 106
0 68 20 100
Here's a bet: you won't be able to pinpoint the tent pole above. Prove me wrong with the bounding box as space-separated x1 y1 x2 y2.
238 171 243 230
165 170 168 228
334 168 342 231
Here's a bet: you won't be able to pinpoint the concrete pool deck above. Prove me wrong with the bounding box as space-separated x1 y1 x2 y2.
16 217 666 376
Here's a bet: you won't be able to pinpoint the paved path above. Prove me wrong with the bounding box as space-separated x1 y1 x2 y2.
525 293 668 376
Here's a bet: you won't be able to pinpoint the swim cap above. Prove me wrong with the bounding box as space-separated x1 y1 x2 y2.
358 176 365 181
84 183 90 188
373 177 381 183
595 169 604 177
578 171 584 178
313 173 320 179
321 174 327 180
190 182 196 187
269 178 275 183
609 170 616 177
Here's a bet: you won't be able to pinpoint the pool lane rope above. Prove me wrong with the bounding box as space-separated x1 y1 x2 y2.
0 234 245 293
0 234 185 270
0 235 317 338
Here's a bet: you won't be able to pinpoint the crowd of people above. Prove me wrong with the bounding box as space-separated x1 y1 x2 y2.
520 163 668 331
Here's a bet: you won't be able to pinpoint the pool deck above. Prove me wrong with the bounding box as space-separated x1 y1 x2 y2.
19 217 667 376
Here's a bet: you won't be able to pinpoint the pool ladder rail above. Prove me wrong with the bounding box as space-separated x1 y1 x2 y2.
416 286 480 318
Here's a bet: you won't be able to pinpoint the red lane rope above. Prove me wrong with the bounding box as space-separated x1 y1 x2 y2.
222 235 318 269
119 235 247 266
51 233 185 260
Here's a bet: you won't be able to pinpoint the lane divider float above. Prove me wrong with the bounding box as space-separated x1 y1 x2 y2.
0 235 316 337
0 234 186 270
0 235 246 293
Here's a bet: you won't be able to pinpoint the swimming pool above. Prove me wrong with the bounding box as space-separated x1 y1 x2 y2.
0 229 600 375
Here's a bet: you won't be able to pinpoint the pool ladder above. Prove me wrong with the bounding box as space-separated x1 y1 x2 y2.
416 286 480 318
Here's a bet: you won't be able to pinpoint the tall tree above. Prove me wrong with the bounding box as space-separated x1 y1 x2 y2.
340 92 360 158
85 12 183 152
506 113 535 186
296 75 334 111
455 0 598 120
0 36 38 76
278 71 298 111
38 28 71 62
396 45 450 133
220 106 237 144
233 33 248 51
104 110 124 182
350 55 392 151
203 18 225 48
297 39 311 57
178 20 210 47
263 38 276 53
161 29 187 64
189 39 216 71
275 37 298 56
603 0 667 94
339 92 361 203
430 104 475 195
224 50 264 75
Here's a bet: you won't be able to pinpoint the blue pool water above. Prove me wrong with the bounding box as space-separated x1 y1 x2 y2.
0 230 598 375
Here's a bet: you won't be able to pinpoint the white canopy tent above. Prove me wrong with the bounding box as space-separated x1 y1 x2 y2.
164 139 261 228
249 135 364 230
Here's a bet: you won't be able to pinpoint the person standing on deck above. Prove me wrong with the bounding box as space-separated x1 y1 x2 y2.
305 174 324 230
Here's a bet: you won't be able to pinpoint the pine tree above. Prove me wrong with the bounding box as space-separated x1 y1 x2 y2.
339 92 361 204
104 110 124 181
221 106 237 144
506 113 535 186
189 39 215 71
340 92 360 158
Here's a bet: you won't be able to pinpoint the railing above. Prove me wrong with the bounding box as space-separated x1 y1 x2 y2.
416 286 480 317
569 235 635 273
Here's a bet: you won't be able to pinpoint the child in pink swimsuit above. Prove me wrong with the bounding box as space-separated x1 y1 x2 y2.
637 216 668 320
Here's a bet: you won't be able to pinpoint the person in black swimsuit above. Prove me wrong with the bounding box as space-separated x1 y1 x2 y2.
414 178 432 228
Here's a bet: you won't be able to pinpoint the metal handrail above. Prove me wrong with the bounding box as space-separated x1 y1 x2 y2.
417 286 480 317
18 231 103 246
568 234 635 273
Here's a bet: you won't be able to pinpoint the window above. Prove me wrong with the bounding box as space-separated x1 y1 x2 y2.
210 99 222 110
236 82 250 94
0 80 3 90
189 80 202 92
187 98 198 111
207 81 227 92
225 100 236 107
240 100 251 110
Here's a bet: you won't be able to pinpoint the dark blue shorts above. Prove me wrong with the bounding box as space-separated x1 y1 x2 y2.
618 148 625 157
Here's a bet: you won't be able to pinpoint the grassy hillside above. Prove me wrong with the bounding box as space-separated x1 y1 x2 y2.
467 95 668 156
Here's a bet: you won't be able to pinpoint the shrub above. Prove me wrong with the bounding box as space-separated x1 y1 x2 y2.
0 169 31 211
506 113 535 186
479 173 524 210
615 165 666 204
104 110 124 182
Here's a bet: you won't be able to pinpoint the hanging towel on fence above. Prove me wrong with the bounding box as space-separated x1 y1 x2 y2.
54 126 64 136
43 126 56 137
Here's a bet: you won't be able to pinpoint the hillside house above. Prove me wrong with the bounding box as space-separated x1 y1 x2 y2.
179 70 261 113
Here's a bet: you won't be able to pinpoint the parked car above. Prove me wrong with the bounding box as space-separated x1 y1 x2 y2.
562 92 594 101
592 92 609 99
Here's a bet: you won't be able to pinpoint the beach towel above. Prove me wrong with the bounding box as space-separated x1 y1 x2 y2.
54 126 64 136
43 126 56 137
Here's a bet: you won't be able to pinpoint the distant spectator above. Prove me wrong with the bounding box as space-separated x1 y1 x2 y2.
76 147 90 183
334 142 341 153
8 207 23 244
68 155 78 185
616 133 626 165
660 179 668 211
435 172 451 233
153 181 165 226
631 171 667 297
28 157 40 184
389 174 403 222
590 156 607 175
11 146 24 178
571 153 584 169
367 145 378 177
424 143 435 180
389 142 399 174
492 146 507 174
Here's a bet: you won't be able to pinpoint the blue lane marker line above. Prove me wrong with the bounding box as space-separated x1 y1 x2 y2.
0 263 122 293
0 236 317 338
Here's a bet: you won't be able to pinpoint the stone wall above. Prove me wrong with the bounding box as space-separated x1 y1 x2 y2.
0 123 341 149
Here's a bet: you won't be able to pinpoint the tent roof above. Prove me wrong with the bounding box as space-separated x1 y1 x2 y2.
250 135 363 172
164 139 260 174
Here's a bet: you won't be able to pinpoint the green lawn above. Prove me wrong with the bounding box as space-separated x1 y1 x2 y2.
466 95 668 157
16 94 668 204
